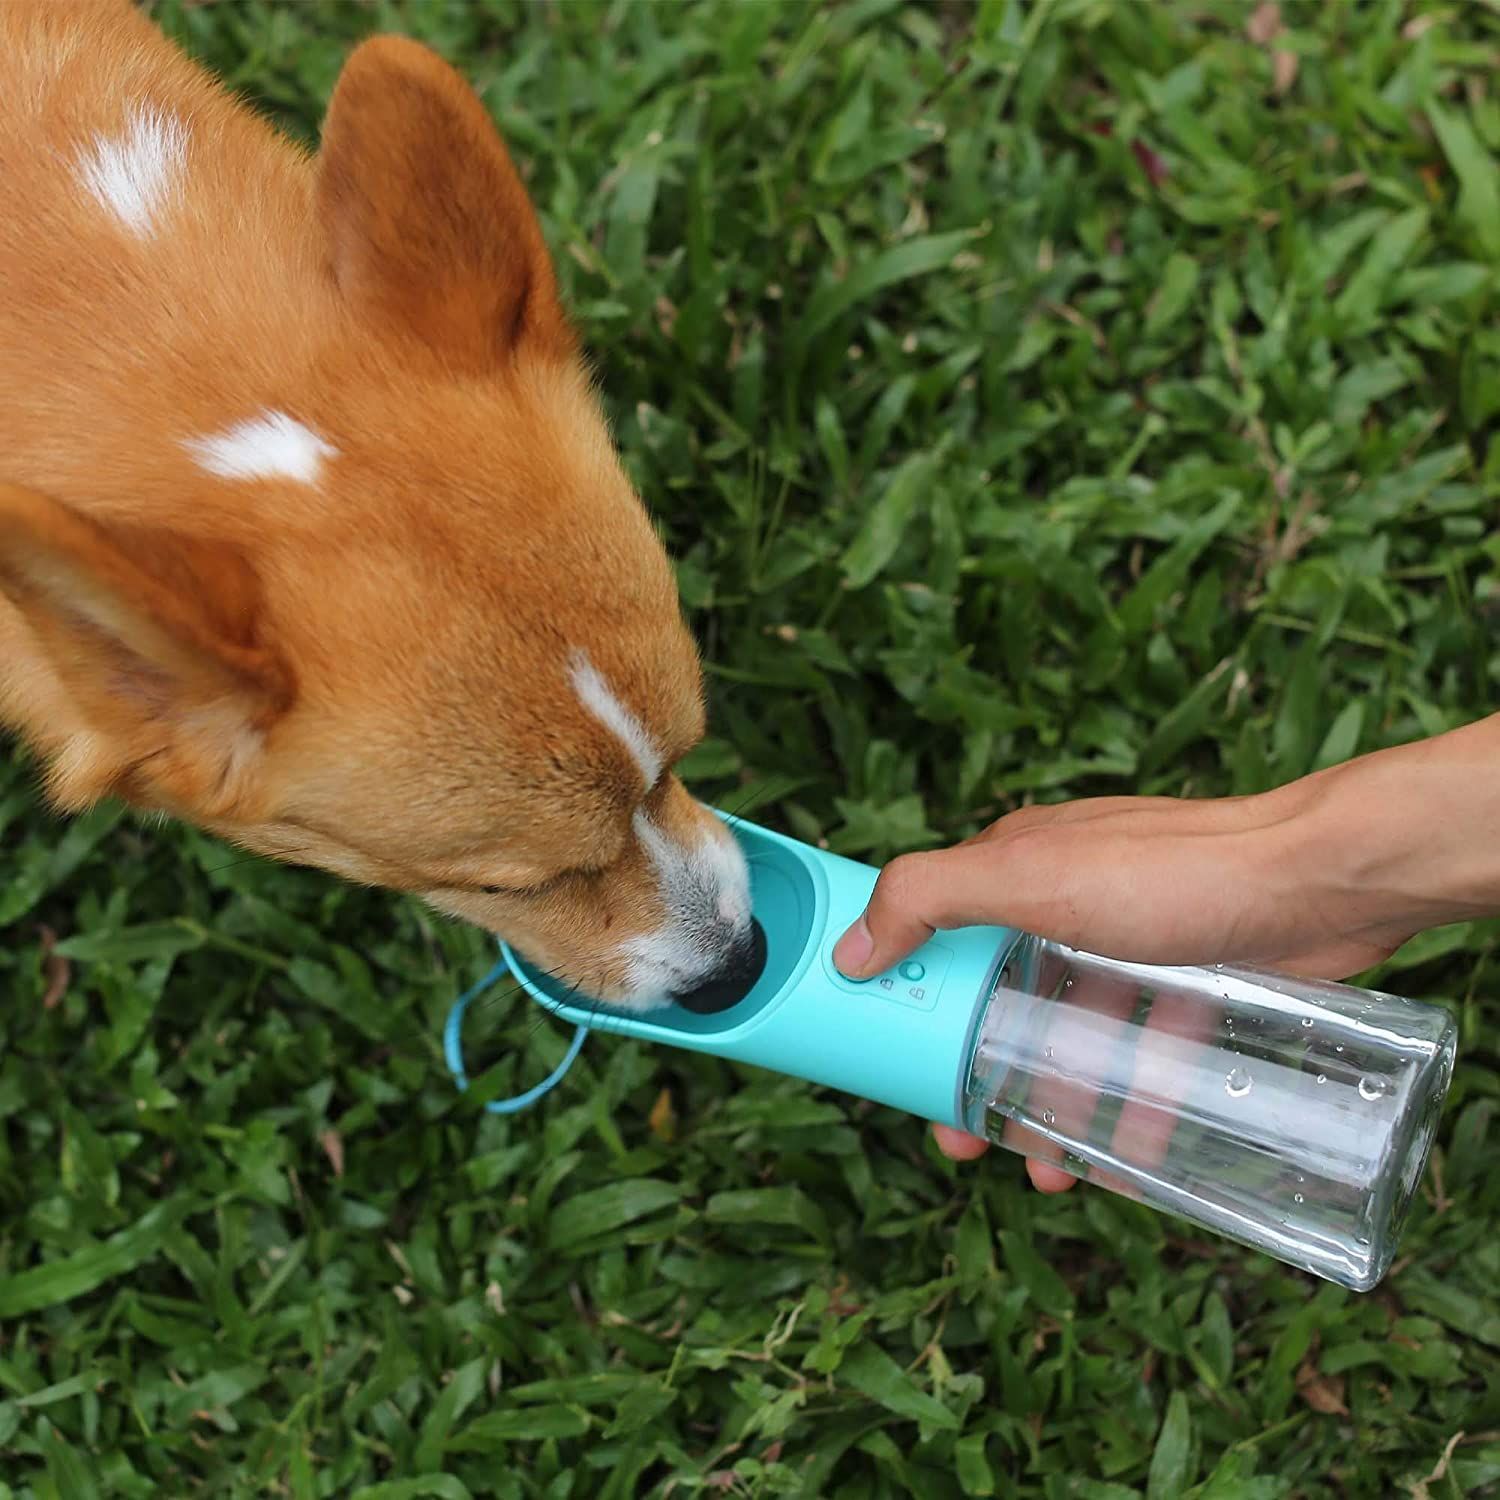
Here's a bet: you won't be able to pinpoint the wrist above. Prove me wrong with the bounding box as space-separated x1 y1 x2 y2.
1292 714 1500 935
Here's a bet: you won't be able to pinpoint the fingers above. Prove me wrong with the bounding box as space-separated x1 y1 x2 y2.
946 959 1223 1199
871 789 1386 1204
1101 982 1219 1198
833 843 1009 977
998 962 1141 1195
931 1124 1075 1194
932 1124 989 1161
931 1124 1084 1190
832 797 1274 981
830 851 947 977
835 788 1350 982
1027 1160 1078 1193
932 1122 1078 1190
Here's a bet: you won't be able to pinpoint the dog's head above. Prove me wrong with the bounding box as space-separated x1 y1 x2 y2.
0 36 755 1011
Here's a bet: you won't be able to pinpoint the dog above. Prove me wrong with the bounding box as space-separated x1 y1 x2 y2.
0 0 759 1012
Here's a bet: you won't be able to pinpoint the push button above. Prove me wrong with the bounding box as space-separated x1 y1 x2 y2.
823 940 949 1011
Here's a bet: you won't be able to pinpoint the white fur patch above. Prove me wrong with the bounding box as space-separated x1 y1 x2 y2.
617 809 752 1008
75 106 187 238
183 411 338 484
569 651 662 788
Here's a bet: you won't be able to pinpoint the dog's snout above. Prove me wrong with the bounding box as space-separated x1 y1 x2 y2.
670 918 767 1015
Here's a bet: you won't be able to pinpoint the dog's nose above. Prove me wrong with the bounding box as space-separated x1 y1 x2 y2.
671 919 767 1015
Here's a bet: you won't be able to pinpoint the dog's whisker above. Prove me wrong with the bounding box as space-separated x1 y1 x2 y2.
202 846 316 875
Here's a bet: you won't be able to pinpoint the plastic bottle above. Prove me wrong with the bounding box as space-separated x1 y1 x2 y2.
499 814 1456 1291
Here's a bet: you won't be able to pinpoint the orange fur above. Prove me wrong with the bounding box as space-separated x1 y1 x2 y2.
0 1 741 1004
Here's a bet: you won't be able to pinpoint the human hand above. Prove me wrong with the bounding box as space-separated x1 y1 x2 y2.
831 764 1452 1190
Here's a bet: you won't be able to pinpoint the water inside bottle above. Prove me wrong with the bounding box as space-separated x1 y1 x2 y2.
963 938 1456 1291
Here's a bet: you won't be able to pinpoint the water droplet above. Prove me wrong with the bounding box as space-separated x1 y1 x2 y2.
1041 1109 1056 1126
1335 1044 1344 1053
1316 1074 1327 1085
1297 1173 1305 1184
1358 1076 1387 1102
1214 963 1225 971
1301 1017 1314 1028
1064 978 1074 989
1294 1193 1304 1204
1224 1067 1252 1098
1044 1045 1055 1060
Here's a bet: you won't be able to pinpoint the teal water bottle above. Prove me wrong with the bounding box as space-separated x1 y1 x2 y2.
500 815 1456 1292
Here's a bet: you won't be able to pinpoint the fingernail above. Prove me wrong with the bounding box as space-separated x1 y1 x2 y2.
833 917 873 976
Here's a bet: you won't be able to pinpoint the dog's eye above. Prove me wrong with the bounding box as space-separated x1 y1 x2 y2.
462 867 594 899
469 877 554 898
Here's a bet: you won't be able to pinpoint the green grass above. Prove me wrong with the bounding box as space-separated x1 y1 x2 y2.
2 0 1498 1493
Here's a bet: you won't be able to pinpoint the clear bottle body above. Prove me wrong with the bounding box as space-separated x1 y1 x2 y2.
961 935 1457 1291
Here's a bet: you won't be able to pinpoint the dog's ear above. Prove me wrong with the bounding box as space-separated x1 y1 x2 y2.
0 483 293 815
316 35 573 372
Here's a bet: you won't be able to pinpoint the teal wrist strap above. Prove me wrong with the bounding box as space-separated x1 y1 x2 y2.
443 953 590 1114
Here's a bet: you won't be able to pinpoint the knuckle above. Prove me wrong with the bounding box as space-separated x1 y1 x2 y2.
992 804 1055 836
874 851 930 909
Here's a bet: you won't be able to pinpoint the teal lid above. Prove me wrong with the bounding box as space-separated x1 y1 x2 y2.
499 813 1015 1129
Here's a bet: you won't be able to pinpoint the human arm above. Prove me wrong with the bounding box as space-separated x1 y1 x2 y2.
833 712 1500 1184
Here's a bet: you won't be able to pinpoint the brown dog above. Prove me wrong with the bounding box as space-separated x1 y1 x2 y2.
0 1 756 1010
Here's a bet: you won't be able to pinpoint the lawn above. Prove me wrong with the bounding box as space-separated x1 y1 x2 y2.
2 0 1499 1494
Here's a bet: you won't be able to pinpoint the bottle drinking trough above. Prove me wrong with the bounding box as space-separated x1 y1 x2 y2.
498 814 1457 1292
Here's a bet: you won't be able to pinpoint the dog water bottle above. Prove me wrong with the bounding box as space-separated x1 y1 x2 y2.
496 815 1457 1292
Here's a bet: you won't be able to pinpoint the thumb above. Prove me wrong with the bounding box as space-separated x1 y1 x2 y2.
832 844 1013 978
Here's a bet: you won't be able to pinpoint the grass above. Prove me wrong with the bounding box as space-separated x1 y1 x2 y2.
1 0 1498 1493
